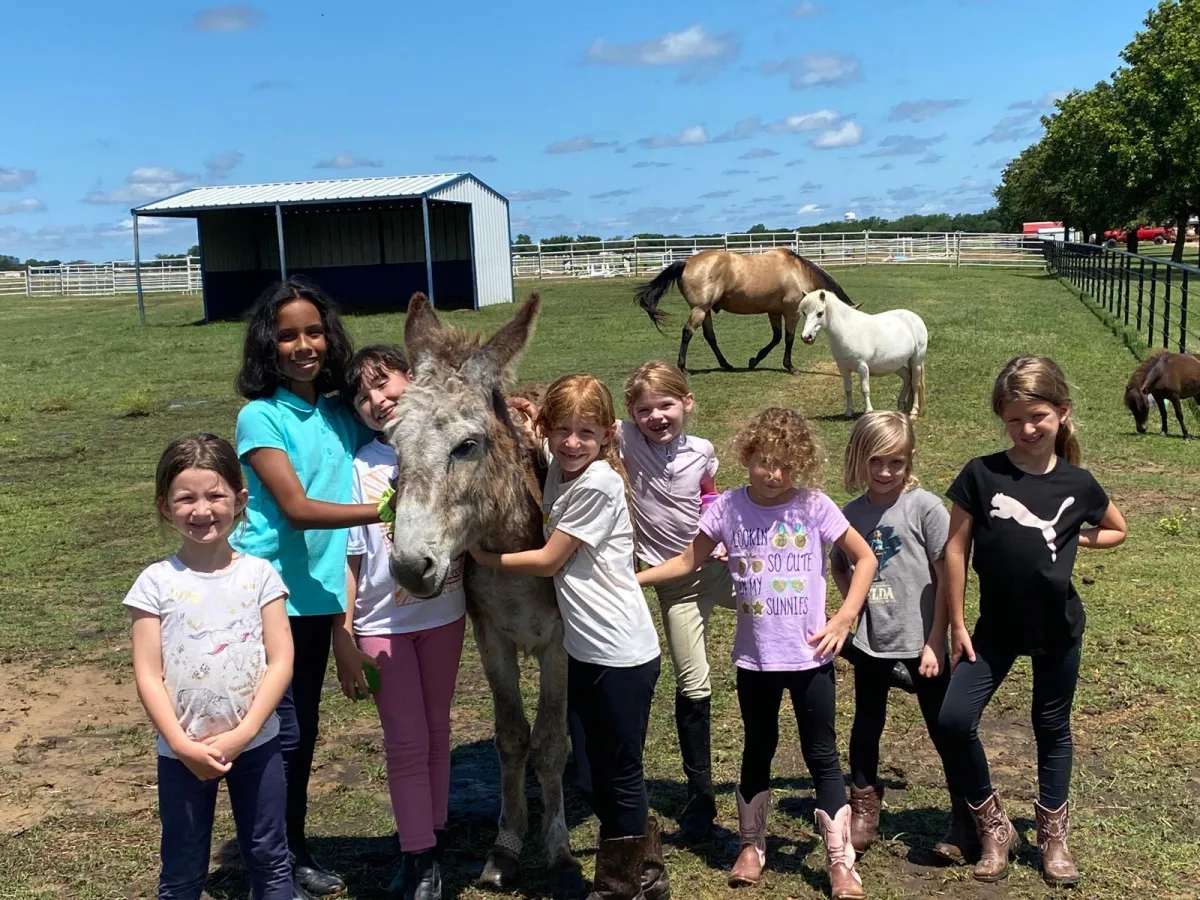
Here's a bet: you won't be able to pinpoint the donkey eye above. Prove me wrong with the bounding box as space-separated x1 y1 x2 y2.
450 438 479 461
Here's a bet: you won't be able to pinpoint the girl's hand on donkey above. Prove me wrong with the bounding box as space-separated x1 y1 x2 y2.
808 615 852 659
507 397 539 442
333 630 379 700
950 625 976 670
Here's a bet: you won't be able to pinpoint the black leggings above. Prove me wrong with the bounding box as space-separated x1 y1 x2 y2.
736 664 845 818
275 613 333 857
938 638 1081 809
849 653 952 789
568 654 660 840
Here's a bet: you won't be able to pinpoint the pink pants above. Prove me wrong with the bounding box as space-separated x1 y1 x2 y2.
359 615 466 852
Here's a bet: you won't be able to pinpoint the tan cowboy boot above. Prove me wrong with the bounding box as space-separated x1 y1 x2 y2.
815 805 866 900
933 793 981 864
728 789 769 887
848 784 883 853
1035 800 1080 887
966 792 1018 882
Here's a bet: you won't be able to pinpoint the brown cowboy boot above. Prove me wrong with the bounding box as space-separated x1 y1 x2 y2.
966 792 1018 883
848 784 883 853
815 805 866 900
728 789 769 887
1034 800 1079 887
641 816 670 900
933 793 981 864
587 834 647 900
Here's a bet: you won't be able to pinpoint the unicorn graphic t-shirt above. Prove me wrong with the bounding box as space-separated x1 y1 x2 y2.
947 451 1109 653
699 487 850 671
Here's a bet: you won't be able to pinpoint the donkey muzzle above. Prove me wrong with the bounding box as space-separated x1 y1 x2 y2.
389 544 449 599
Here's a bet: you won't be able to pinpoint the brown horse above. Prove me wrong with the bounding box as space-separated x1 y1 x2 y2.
634 247 857 373
1124 350 1200 437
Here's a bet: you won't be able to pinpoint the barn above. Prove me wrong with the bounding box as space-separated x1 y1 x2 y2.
131 172 512 321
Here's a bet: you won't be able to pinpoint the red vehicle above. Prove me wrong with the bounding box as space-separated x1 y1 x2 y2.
1104 225 1175 246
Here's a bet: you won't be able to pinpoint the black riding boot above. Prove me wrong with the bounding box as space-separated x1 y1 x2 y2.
674 693 717 844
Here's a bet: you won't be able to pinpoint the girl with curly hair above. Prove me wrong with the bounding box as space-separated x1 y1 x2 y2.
639 408 877 899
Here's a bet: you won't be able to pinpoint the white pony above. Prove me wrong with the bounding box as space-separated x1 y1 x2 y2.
798 288 929 418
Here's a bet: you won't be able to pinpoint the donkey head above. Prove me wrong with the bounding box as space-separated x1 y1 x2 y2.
384 292 540 597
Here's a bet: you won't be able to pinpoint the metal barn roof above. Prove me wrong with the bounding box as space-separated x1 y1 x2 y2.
132 173 472 215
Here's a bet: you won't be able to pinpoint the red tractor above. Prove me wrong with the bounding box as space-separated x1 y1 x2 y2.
1103 225 1175 247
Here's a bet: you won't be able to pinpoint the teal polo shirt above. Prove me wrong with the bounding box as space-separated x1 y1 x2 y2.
232 387 371 617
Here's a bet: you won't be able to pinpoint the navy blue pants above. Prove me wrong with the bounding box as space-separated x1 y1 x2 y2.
567 654 660 840
157 737 291 900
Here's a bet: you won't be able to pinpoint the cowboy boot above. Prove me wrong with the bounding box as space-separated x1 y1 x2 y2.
848 784 883 853
966 792 1018 882
641 816 671 900
815 805 866 899
587 834 648 900
674 693 717 844
933 793 981 865
729 789 769 887
1035 800 1080 887
406 848 441 900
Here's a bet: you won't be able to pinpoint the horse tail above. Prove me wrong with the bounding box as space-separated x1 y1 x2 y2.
1139 352 1170 394
786 249 856 307
634 260 685 331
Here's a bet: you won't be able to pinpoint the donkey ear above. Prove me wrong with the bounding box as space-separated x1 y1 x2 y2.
462 293 541 388
404 292 440 364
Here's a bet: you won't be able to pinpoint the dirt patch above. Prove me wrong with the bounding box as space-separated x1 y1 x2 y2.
0 662 154 832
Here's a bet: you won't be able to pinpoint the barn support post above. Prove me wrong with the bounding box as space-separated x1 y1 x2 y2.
133 213 146 327
421 195 436 308
275 204 287 279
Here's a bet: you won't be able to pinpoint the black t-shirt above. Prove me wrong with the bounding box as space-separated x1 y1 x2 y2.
947 452 1109 653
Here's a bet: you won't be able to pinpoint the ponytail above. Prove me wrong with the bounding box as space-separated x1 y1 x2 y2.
1056 416 1081 466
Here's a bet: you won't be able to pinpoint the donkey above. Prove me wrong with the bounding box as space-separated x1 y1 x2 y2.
384 292 587 900
1124 349 1200 438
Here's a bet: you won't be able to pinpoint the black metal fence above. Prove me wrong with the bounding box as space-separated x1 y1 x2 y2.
1046 241 1199 353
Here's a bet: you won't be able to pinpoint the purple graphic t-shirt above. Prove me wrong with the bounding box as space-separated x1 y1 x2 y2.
699 487 850 672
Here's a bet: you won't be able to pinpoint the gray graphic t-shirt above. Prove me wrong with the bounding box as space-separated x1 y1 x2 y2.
830 488 949 659
123 553 288 758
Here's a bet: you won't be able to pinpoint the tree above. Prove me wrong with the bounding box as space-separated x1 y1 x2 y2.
541 234 573 245
187 243 200 257
1112 0 1200 261
514 233 533 245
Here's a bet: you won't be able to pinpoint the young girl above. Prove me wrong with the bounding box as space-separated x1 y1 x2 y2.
829 412 970 860
938 356 1126 886
639 408 876 900
233 276 380 897
471 374 667 900
332 344 466 900
622 361 734 844
126 434 294 900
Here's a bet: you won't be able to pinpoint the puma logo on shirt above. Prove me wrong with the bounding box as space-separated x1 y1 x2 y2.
989 493 1075 562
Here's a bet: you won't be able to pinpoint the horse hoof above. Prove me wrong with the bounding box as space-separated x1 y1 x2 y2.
477 848 521 891
747 358 759 370
550 860 588 900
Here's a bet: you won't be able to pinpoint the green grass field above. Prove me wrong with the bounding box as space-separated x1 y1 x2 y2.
1 266 1198 899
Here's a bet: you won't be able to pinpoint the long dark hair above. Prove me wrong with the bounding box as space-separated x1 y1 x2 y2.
235 276 354 400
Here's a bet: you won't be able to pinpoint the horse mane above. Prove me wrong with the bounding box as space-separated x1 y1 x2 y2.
787 249 855 306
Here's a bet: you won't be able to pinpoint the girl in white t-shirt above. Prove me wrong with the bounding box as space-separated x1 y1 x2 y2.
124 433 294 900
471 374 666 900
331 344 467 900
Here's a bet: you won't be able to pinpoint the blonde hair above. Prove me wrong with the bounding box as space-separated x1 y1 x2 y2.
732 407 823 488
624 360 691 411
843 411 918 493
536 373 635 521
991 356 1080 465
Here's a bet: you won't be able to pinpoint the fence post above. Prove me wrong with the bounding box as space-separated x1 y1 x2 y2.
863 229 869 264
1148 262 1158 347
1136 258 1145 329
955 232 962 267
1181 269 1189 353
1123 255 1131 325
1164 264 1172 348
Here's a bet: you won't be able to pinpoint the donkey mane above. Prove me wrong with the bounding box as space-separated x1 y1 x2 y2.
787 249 855 305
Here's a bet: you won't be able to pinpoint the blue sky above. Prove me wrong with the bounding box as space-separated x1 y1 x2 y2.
0 0 1153 260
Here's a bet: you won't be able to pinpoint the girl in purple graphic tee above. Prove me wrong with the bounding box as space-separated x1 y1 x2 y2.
639 408 876 898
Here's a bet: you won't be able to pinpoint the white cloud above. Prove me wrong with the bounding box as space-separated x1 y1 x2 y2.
435 153 498 164
878 163 895 171
634 125 709 149
863 134 945 157
723 168 751 176
0 167 37 192
204 150 243 180
591 188 639 199
792 1 823 17
83 167 199 205
765 109 842 133
190 4 264 33
632 161 672 169
1008 90 1068 111
975 112 1042 144
545 136 619 154
508 188 572 202
313 153 383 169
761 53 862 89
917 153 945 165
701 189 736 199
810 119 862 149
712 116 762 143
586 25 739 82
741 148 779 160
797 203 825 216
797 180 821 193
0 198 46 214
888 99 967 123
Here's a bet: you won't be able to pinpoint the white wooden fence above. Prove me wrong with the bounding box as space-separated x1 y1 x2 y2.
0 257 202 297
512 231 1046 279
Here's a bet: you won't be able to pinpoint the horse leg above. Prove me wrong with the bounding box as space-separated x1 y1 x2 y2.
841 366 855 418
857 361 873 415
909 358 925 417
678 307 707 372
748 313 783 370
1155 394 1169 435
700 312 735 371
474 619 531 891
782 306 801 374
531 635 586 900
896 366 911 413
1171 395 1189 438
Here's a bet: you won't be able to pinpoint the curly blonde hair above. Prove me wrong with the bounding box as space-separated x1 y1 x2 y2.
732 407 823 487
843 411 918 494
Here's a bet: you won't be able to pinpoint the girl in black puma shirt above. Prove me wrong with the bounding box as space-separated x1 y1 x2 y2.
938 356 1126 888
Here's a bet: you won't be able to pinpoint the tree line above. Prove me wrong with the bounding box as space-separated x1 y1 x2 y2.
993 0 1200 262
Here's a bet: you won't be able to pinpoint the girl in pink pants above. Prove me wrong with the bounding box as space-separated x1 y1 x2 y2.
333 344 467 900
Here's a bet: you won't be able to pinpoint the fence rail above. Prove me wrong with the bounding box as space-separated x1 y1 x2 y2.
1047 241 1198 353
0 257 202 297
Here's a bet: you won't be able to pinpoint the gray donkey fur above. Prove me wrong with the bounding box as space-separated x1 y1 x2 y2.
384 292 586 899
